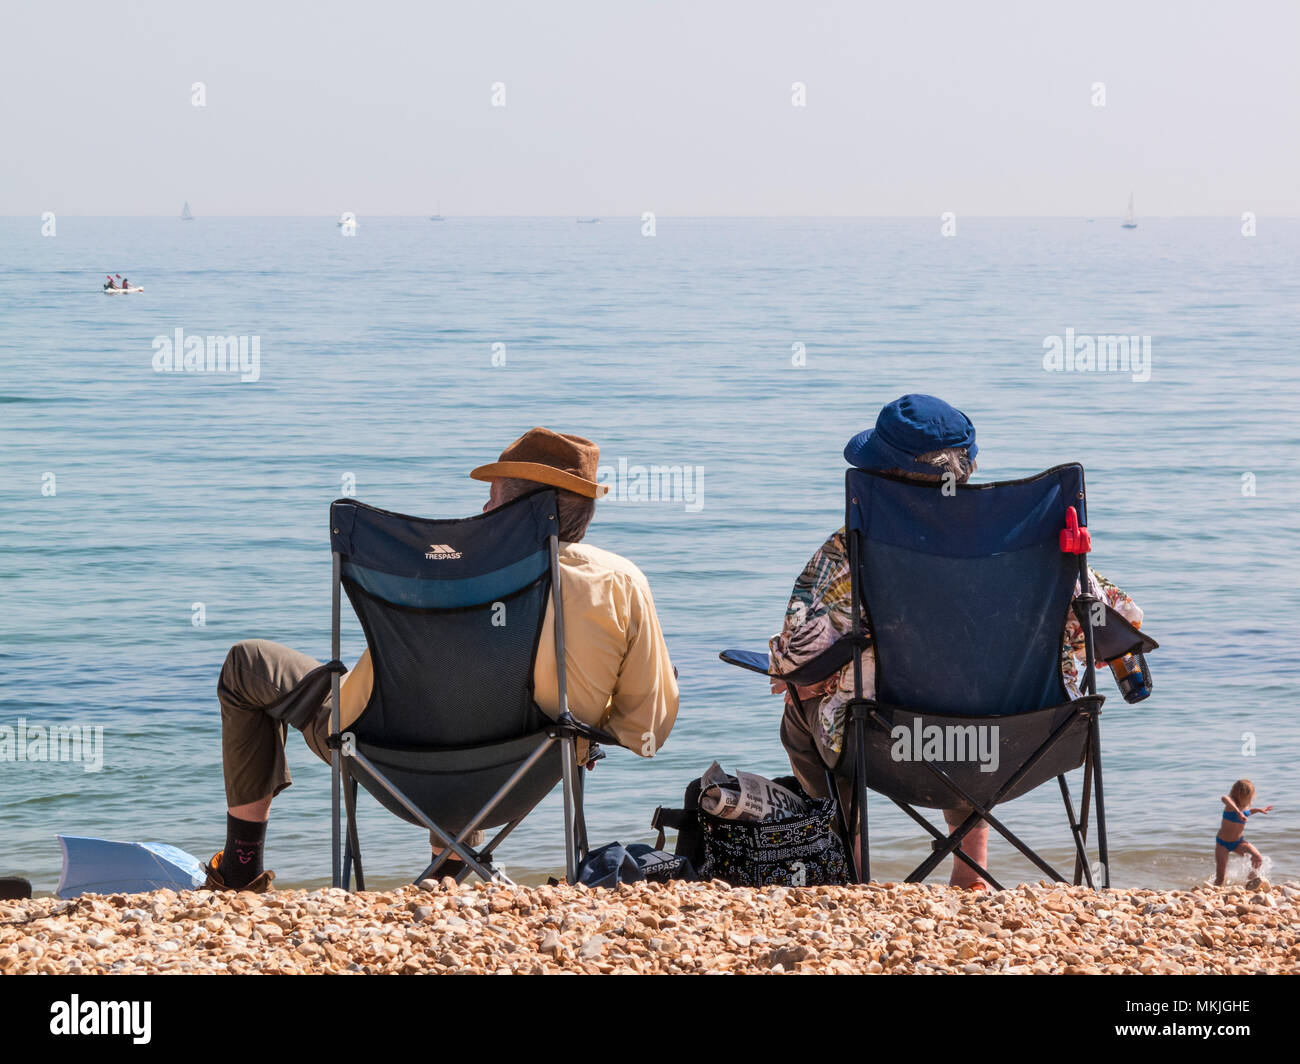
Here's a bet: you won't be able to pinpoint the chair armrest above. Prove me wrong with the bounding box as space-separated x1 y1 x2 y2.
719 634 871 686
1073 602 1158 661
719 648 775 676
549 714 622 749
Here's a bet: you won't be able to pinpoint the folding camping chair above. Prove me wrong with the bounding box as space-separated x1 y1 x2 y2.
722 464 1156 889
315 487 618 889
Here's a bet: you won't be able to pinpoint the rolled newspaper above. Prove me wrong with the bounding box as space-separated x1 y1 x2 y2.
697 761 809 821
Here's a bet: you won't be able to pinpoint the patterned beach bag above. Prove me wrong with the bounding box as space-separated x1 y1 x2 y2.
653 776 851 887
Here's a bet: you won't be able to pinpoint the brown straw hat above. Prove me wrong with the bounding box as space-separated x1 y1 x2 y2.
470 427 609 498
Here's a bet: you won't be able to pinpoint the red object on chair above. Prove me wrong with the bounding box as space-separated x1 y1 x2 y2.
1059 506 1091 553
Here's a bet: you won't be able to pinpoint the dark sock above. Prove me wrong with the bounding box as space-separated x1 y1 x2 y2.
218 814 267 888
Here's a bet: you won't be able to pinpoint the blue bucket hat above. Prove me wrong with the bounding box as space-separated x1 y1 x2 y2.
844 394 978 476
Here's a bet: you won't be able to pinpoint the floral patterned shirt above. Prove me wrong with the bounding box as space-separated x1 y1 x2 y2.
768 529 1143 754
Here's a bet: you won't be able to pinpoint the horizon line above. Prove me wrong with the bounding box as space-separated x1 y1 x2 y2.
7 213 1298 220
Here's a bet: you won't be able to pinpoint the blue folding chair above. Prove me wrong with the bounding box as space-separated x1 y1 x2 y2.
723 464 1156 888
317 487 618 888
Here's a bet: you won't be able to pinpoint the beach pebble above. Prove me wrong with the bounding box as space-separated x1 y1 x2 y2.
768 944 813 969
579 935 607 959
1 878 1296 975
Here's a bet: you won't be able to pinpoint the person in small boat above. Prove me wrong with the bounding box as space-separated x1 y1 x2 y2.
1214 779 1270 885
104 276 117 290
205 428 680 890
120 278 130 290
770 394 1145 890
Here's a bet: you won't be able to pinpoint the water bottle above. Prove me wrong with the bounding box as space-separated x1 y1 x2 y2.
1108 651 1152 703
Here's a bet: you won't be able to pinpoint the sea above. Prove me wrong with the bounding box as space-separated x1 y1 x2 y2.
2 215 1298 893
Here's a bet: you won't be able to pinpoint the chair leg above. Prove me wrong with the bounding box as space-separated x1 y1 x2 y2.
330 748 342 889
1059 774 1094 888
416 850 491 886
348 748 496 881
854 713 870 883
560 735 580 884
891 799 1003 890
875 705 1083 885
341 763 352 890
1073 740 1095 884
413 818 525 887
899 744 1075 884
343 770 365 892
330 555 342 890
908 806 981 883
1090 716 1110 887
573 756 590 862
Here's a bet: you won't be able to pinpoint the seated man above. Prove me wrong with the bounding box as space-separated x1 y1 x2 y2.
770 394 1143 889
207 427 679 890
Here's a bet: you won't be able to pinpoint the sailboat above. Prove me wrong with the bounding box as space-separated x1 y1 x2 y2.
181 201 194 221
576 217 601 224
429 201 444 222
1122 192 1137 229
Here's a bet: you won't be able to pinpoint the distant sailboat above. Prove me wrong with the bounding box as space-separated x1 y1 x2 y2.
429 201 444 222
1122 192 1137 229
181 201 194 221
576 217 600 224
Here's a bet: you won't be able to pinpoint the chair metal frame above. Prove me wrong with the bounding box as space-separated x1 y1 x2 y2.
327 499 616 891
723 465 1119 890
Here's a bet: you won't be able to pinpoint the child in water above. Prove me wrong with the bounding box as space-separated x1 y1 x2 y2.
1214 779 1271 885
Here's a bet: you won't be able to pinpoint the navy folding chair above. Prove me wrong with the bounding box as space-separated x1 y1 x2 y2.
723 464 1155 889
322 487 617 889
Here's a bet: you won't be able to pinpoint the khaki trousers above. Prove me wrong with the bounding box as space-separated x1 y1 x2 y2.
218 639 333 808
217 639 482 849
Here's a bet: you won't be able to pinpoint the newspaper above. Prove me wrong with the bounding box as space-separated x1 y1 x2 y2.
697 761 809 822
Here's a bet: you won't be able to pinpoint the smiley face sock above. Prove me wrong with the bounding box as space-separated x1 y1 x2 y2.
218 814 267 888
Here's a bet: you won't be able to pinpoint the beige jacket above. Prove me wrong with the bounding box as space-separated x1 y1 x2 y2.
339 541 678 755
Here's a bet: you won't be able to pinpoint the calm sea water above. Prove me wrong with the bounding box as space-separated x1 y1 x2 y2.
2 216 1298 893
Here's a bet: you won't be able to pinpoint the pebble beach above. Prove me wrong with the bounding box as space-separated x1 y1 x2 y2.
3 879 1298 975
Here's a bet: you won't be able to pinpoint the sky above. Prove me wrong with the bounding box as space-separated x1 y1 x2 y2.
2 0 1297 216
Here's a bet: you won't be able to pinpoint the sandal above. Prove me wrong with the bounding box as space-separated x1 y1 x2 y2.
201 850 275 893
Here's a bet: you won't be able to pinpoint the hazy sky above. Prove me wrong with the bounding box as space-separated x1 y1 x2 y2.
3 0 1297 216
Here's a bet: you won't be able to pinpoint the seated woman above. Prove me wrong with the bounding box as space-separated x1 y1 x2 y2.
770 394 1143 889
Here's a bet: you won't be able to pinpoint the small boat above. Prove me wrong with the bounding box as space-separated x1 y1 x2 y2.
1122 192 1137 229
576 217 601 223
429 201 445 222
181 201 194 221
103 285 144 294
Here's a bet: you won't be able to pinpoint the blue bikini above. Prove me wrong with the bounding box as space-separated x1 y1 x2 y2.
1217 808 1251 852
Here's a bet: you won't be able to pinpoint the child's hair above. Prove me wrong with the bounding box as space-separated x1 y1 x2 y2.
1229 779 1255 807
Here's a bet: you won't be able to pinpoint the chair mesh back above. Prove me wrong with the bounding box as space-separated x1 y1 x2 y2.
847 465 1086 716
330 489 559 748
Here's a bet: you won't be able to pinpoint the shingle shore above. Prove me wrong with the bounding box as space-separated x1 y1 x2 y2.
2 879 1297 974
